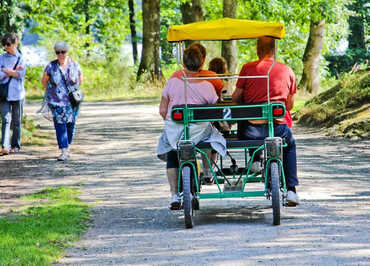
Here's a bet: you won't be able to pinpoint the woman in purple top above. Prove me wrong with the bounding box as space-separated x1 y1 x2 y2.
41 41 83 161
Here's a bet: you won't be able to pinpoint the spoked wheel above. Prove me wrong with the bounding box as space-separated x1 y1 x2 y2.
270 162 281 226
182 166 194 228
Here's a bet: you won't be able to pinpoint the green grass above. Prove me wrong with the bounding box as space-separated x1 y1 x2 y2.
0 187 90 265
295 70 369 137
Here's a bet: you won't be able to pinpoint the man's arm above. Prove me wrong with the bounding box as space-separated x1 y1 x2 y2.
286 94 294 111
159 96 169 120
232 87 244 103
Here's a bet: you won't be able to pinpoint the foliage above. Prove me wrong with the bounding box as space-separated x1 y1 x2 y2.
325 0 369 77
22 0 129 60
24 65 44 99
160 1 183 64
0 0 24 37
25 61 163 102
235 0 350 81
0 186 90 265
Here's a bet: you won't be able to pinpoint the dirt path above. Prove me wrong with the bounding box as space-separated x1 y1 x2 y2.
1 101 370 265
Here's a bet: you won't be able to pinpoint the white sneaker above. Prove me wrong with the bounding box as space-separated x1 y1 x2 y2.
169 194 181 210
250 161 262 173
287 190 300 206
57 149 69 161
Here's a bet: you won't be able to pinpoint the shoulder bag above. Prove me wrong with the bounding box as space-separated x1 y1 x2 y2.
59 67 84 108
0 56 20 102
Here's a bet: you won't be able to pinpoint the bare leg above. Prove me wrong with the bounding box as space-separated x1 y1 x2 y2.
167 168 178 196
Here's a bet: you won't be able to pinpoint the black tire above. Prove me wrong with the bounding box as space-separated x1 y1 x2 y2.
182 166 194 228
270 162 280 226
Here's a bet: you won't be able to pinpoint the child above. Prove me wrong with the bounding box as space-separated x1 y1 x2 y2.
208 57 233 100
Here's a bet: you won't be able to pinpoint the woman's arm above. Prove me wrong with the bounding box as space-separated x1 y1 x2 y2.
41 72 50 89
159 96 169 120
79 71 83 85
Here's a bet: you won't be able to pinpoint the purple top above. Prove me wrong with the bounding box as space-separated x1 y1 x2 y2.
44 59 82 123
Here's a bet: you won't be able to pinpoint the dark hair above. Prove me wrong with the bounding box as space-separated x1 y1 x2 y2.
183 47 203 72
257 37 275 58
208 57 227 74
188 43 206 60
1 33 18 46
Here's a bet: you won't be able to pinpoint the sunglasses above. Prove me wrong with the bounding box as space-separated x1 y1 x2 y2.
3 42 12 47
55 50 67 55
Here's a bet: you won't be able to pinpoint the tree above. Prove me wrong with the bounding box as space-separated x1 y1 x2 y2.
298 20 325 94
236 0 350 93
221 0 237 74
137 0 162 81
297 0 351 94
128 0 138 65
0 0 24 38
180 0 204 47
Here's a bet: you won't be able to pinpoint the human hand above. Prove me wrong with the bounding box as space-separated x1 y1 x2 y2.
1 68 10 77
16 65 24 71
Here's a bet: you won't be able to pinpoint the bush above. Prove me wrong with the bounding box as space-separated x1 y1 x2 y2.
25 57 164 102
25 66 44 100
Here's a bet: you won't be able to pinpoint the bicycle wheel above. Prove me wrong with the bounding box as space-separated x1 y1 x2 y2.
270 162 280 225
182 166 194 228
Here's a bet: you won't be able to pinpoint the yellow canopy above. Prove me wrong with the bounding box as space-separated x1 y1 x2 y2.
167 18 285 42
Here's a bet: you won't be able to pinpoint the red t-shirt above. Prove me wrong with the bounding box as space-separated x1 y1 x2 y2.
236 59 296 124
171 69 224 96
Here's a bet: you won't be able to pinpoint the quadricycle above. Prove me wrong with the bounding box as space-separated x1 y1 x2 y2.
167 18 289 228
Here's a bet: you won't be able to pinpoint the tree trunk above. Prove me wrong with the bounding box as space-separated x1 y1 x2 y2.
191 0 203 22
298 20 325 94
137 0 162 81
84 0 90 35
221 0 237 74
180 0 204 47
128 0 138 65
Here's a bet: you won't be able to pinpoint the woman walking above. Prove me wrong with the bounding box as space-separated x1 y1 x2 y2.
41 41 83 161
0 33 26 156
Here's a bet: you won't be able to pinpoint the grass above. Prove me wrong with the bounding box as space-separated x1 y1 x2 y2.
21 115 54 146
0 187 90 265
295 69 370 137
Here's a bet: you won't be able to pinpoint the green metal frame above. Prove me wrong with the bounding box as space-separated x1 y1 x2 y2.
173 103 287 200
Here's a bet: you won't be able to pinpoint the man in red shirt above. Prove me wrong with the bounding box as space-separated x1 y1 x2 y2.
232 36 299 206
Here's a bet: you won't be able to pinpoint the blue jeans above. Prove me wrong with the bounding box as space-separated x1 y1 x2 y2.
53 119 76 149
239 122 299 188
1 99 24 150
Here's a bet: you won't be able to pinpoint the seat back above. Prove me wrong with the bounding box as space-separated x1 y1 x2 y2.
171 103 285 123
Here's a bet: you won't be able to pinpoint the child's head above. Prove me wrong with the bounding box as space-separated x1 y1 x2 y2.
208 57 227 74
183 46 203 72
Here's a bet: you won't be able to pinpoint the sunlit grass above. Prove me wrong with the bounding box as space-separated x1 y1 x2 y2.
0 187 90 265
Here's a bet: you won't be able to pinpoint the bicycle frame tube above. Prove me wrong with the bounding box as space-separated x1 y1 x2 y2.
174 39 279 139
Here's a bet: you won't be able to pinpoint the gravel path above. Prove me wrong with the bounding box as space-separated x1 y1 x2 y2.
1 101 369 266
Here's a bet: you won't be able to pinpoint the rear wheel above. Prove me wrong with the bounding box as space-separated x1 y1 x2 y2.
270 162 280 225
182 166 194 228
